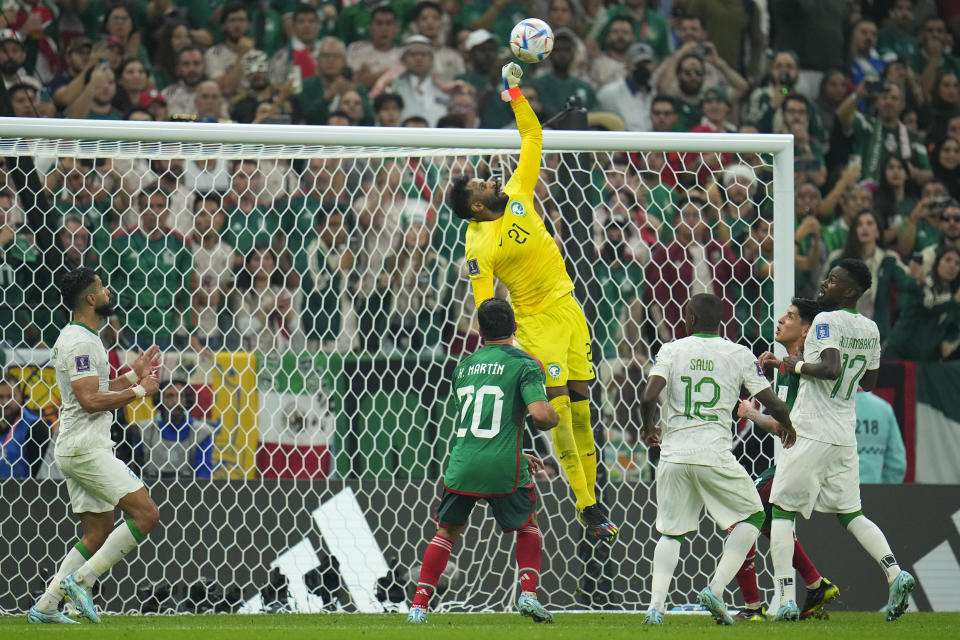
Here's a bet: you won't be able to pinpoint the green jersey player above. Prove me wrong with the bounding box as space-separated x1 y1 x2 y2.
407 298 559 624
769 258 916 622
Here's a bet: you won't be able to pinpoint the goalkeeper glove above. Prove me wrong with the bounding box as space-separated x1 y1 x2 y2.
500 62 523 102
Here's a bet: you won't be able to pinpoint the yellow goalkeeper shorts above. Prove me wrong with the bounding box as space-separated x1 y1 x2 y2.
515 293 594 387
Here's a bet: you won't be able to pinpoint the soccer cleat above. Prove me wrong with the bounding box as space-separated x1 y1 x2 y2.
26 607 79 624
642 608 664 625
517 594 554 623
801 577 839 619
60 575 99 624
697 587 733 625
578 504 619 544
884 570 915 622
772 600 800 622
406 606 427 623
733 606 767 621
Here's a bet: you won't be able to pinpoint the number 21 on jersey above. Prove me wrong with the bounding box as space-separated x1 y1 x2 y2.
456 385 505 438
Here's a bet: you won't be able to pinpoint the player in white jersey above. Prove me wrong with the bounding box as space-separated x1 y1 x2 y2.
638 294 796 626
27 267 160 625
768 258 916 622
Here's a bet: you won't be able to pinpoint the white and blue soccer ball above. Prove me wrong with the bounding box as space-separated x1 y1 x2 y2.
510 18 554 64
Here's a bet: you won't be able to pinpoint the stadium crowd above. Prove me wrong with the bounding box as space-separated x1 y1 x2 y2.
0 1 945 480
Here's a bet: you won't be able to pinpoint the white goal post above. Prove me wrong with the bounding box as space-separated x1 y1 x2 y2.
0 117 793 614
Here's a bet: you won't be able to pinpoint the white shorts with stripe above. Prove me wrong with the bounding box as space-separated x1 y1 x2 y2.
655 459 763 536
56 448 144 514
769 436 861 519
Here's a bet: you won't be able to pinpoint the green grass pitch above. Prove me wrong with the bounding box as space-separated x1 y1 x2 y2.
1 612 958 639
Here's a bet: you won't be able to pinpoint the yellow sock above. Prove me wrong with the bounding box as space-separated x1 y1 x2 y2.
549 396 594 510
571 399 597 499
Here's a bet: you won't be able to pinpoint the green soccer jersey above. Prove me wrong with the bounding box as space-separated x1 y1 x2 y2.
774 363 800 411
444 344 548 497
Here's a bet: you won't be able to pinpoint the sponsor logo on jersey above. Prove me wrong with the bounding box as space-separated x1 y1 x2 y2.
467 258 479 275
547 363 562 378
816 323 830 339
510 201 525 216
75 355 90 372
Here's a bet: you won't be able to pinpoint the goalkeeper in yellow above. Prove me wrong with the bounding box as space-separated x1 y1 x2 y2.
447 62 618 544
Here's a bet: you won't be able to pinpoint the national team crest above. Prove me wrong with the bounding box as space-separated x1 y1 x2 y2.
75 355 90 372
816 323 830 339
510 201 525 216
547 363 562 378
467 258 479 275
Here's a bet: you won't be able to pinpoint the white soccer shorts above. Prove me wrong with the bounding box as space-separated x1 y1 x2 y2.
56 448 145 514
769 436 861 519
655 459 764 536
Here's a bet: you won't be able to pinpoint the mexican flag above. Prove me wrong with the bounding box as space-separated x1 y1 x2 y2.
256 352 338 479
915 362 960 484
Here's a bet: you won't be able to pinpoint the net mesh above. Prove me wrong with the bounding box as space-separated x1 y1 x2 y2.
0 134 781 614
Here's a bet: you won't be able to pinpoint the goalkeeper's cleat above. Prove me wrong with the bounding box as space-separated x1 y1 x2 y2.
60 575 99 624
697 586 733 625
578 504 618 544
406 607 427 624
517 594 553 623
733 606 767 621
884 570 915 622
772 600 800 622
801 577 839 619
642 608 664 625
26 607 79 624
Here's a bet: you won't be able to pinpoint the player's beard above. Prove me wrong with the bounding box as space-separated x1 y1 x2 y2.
484 190 509 214
94 302 114 318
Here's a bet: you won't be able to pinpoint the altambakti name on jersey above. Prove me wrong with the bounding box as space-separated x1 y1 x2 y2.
792 309 882 446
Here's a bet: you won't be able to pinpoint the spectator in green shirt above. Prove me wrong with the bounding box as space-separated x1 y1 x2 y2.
531 30 597 120
888 246 960 361
101 190 195 350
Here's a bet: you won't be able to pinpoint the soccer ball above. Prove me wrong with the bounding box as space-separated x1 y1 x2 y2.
510 18 554 64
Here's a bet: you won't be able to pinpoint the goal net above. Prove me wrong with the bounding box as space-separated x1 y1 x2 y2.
0 119 793 615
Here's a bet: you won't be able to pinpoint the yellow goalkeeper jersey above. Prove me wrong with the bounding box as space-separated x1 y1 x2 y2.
464 96 574 317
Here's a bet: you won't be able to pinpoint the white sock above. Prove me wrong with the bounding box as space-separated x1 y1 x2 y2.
771 518 796 606
846 515 900 582
710 521 760 595
74 520 144 587
35 544 88 612
650 537 681 612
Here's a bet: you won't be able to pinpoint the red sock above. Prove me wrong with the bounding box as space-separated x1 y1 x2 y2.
412 534 454 610
735 544 761 607
792 537 821 588
515 524 541 594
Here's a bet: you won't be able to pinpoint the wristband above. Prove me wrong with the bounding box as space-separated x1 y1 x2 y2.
131 384 146 399
794 360 805 375
501 86 522 102
125 370 139 385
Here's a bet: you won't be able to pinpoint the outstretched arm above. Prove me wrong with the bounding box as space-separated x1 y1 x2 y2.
501 63 543 197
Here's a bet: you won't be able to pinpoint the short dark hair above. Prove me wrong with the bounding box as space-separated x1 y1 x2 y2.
327 109 353 124
176 44 204 65
782 93 807 113
373 92 403 112
688 293 723 328
193 191 221 211
478 298 514 341
448 175 473 220
401 115 428 126
221 2 248 23
292 3 318 21
371 5 397 20
791 297 820 325
436 114 465 128
836 258 872 295
651 95 675 111
413 1 442 20
59 266 99 310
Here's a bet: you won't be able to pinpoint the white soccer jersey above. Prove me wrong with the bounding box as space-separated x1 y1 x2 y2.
793 309 882 446
51 323 113 455
650 334 770 465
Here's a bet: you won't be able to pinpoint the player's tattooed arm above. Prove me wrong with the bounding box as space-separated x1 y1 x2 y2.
640 375 666 447
753 387 796 448
782 348 841 381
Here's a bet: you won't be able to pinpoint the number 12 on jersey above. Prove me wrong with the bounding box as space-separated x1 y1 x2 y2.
456 385 505 438
680 375 720 421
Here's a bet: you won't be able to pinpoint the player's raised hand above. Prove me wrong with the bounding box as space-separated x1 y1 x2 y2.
500 62 523 101
776 421 797 448
139 374 160 397
758 351 780 371
132 345 162 379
